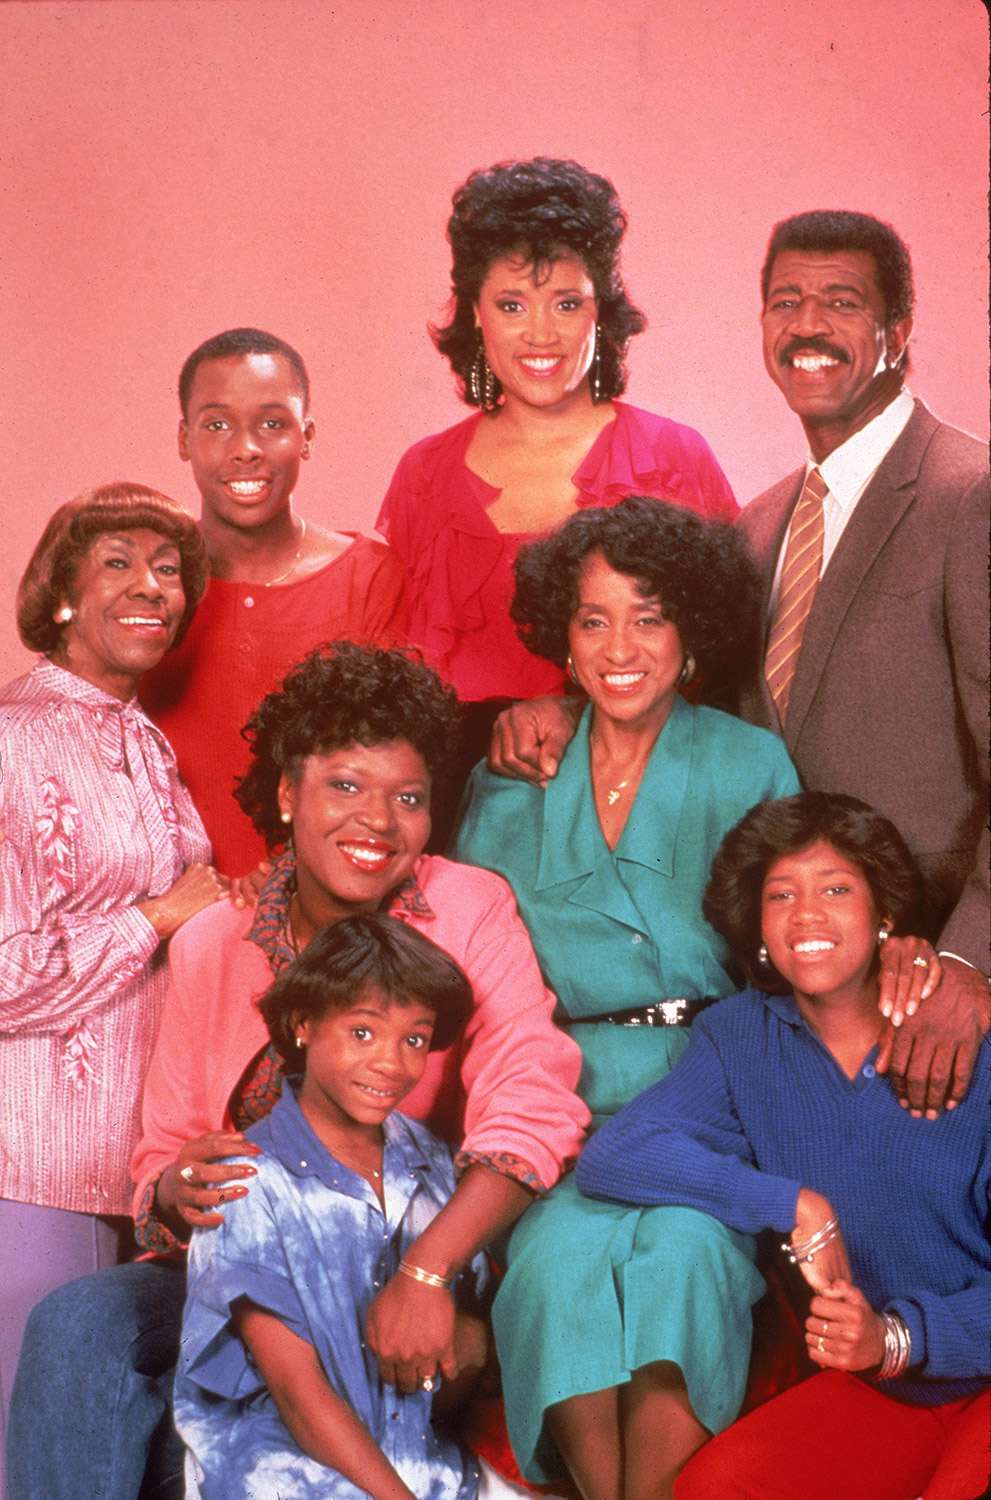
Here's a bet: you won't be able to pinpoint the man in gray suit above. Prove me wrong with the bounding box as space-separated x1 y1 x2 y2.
491 209 989 1109
738 209 988 1105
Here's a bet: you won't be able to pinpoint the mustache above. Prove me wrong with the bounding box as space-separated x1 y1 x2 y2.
780 337 850 366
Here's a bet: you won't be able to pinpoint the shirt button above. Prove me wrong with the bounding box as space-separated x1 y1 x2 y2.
862 1064 876 1079
632 934 643 945
244 596 255 609
299 1159 308 1168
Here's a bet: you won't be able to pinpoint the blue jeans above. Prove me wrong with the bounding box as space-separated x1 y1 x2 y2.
6 1261 186 1500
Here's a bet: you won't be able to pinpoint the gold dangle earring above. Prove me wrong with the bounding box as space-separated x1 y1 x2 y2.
591 324 602 402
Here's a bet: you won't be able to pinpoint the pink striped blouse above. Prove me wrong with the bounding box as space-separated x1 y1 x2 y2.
0 659 210 1214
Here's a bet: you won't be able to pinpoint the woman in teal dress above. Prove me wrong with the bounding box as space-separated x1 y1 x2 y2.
453 497 800 1499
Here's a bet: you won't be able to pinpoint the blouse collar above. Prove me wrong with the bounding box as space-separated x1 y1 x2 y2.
248 850 435 976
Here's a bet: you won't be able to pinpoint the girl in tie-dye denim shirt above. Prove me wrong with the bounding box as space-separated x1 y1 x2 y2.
176 913 532 1500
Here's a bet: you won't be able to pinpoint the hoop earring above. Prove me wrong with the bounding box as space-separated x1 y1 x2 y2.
566 654 579 687
678 653 696 687
757 943 770 966
591 324 602 402
54 605 74 624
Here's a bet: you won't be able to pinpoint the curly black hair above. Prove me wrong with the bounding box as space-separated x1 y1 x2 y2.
761 210 914 327
235 642 461 849
511 496 761 708
258 912 474 1062
432 157 645 406
702 791 922 993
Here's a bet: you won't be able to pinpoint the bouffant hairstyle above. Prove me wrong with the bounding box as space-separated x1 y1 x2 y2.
703 791 922 993
235 641 461 849
178 327 310 416
433 157 646 406
511 496 761 709
761 210 914 327
259 912 474 1062
17 483 208 655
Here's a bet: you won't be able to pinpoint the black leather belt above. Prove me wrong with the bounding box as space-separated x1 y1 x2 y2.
580 997 720 1027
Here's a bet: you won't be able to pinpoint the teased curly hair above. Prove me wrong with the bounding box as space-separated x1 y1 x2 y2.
761 210 914 326
17 483 208 655
258 913 474 1062
178 327 310 417
703 791 922 993
511 497 761 708
235 642 461 849
432 157 645 406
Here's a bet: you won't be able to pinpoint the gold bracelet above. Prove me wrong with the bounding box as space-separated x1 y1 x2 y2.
398 1259 452 1291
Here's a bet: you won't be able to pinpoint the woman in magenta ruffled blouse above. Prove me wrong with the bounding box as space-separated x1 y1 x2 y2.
377 157 738 787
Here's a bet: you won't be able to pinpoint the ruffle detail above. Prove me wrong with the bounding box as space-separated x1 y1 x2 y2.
378 406 736 696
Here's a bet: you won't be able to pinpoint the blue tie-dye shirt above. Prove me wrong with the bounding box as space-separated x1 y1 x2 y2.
175 1078 485 1499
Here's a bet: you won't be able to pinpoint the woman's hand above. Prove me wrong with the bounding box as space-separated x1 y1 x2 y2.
156 1130 260 1231
365 1275 457 1394
139 864 229 938
487 696 583 785
877 956 991 1118
788 1189 852 1293
228 859 272 909
805 1280 886 1372
876 935 940 1026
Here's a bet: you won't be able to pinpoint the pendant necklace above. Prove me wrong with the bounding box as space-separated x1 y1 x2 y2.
264 517 308 588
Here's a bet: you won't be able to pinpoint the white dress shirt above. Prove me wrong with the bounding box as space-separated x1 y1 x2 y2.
770 388 915 607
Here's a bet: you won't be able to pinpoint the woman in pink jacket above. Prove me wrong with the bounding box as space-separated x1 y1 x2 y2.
8 642 588 1500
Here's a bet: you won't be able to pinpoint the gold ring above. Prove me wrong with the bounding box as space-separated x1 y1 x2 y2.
822 1322 829 1336
817 1337 825 1352
179 1164 195 1182
912 956 929 968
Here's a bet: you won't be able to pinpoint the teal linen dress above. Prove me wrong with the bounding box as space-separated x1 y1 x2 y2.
452 699 800 1482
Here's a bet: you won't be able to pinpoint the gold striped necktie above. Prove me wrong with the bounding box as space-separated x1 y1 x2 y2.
764 466 829 724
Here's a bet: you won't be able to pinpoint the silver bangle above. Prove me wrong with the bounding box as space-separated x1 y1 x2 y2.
782 1216 839 1265
876 1311 912 1380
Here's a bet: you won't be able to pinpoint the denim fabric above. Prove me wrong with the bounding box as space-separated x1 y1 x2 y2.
6 1261 186 1500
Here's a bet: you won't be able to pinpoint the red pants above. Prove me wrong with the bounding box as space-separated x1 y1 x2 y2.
674 1371 990 1500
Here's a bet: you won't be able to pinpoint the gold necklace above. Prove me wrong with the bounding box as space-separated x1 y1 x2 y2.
606 779 630 807
263 517 307 588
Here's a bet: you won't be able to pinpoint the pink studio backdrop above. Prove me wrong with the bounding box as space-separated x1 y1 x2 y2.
1 0 987 687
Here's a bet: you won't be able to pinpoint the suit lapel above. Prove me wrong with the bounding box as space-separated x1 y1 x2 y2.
741 471 802 733
785 401 935 747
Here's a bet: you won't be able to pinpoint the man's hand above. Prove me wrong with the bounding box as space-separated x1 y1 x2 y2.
487 696 583 785
877 956 990 1117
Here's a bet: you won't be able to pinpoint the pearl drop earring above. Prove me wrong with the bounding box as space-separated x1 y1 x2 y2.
54 606 74 624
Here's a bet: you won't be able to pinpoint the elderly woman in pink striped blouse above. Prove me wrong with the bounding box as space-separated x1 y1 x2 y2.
0 483 228 1464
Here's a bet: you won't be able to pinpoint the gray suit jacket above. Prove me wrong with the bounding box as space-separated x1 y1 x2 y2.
738 399 989 968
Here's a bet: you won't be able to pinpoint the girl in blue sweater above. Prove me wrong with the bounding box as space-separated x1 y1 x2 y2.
578 791 990 1500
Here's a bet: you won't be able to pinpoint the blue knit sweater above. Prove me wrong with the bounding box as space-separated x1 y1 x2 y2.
576 989 991 1406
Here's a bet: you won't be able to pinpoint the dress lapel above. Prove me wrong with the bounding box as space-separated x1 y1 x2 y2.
535 700 693 933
